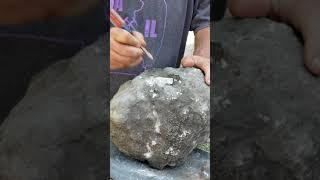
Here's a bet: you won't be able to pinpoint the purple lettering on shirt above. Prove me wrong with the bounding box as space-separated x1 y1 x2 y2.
150 20 157 38
110 0 114 9
144 19 157 38
110 0 123 11
144 19 151 37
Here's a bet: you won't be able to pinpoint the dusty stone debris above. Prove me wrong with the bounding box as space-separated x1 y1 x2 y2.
110 67 210 169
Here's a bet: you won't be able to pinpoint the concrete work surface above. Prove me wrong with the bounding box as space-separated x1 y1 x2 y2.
110 142 210 180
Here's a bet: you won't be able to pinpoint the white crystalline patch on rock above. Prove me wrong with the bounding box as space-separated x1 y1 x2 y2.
182 108 189 115
144 152 152 159
149 89 158 98
164 147 179 156
155 120 161 133
160 86 181 100
164 147 173 155
153 110 161 133
152 93 157 98
178 130 190 138
151 140 157 146
145 77 174 87
144 143 153 159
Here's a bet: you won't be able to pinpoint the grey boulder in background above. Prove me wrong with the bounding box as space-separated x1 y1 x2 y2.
213 18 320 180
0 35 107 180
111 67 210 169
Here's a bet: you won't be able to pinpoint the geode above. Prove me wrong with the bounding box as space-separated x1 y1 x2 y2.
110 67 210 169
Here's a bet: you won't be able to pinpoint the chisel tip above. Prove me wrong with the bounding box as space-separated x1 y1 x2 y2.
141 47 154 60
145 50 154 60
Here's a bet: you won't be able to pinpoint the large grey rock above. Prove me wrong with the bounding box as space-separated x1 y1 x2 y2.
0 35 107 180
0 2 106 123
111 67 210 169
213 18 320 180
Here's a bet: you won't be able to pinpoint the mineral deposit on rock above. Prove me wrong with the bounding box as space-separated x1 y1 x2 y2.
110 67 210 169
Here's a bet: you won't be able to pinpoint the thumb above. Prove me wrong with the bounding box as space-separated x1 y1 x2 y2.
205 71 210 85
202 63 210 85
132 31 146 47
192 56 210 85
304 35 320 75
181 55 210 85
180 56 195 67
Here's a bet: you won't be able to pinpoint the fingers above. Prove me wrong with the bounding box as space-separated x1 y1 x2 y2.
181 55 210 85
306 57 320 75
111 38 143 59
110 50 143 70
181 56 195 67
132 31 146 47
110 39 143 70
110 27 146 70
300 7 320 76
304 34 320 75
228 0 320 76
111 27 142 47
193 56 210 85
204 69 211 85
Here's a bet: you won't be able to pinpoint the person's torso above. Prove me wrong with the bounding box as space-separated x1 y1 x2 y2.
110 0 195 95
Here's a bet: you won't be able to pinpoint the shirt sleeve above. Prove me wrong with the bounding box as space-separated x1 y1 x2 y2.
190 0 210 32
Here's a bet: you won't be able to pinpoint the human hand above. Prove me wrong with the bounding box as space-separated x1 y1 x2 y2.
110 27 146 70
181 55 210 85
228 0 320 75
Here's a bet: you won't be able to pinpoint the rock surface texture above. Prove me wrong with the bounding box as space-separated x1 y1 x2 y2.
111 67 210 169
0 35 107 180
213 18 320 180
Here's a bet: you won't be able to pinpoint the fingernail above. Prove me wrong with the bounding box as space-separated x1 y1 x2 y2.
311 58 320 74
205 78 210 85
312 57 320 67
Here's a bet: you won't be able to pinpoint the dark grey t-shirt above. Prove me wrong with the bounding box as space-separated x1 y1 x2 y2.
110 0 210 95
